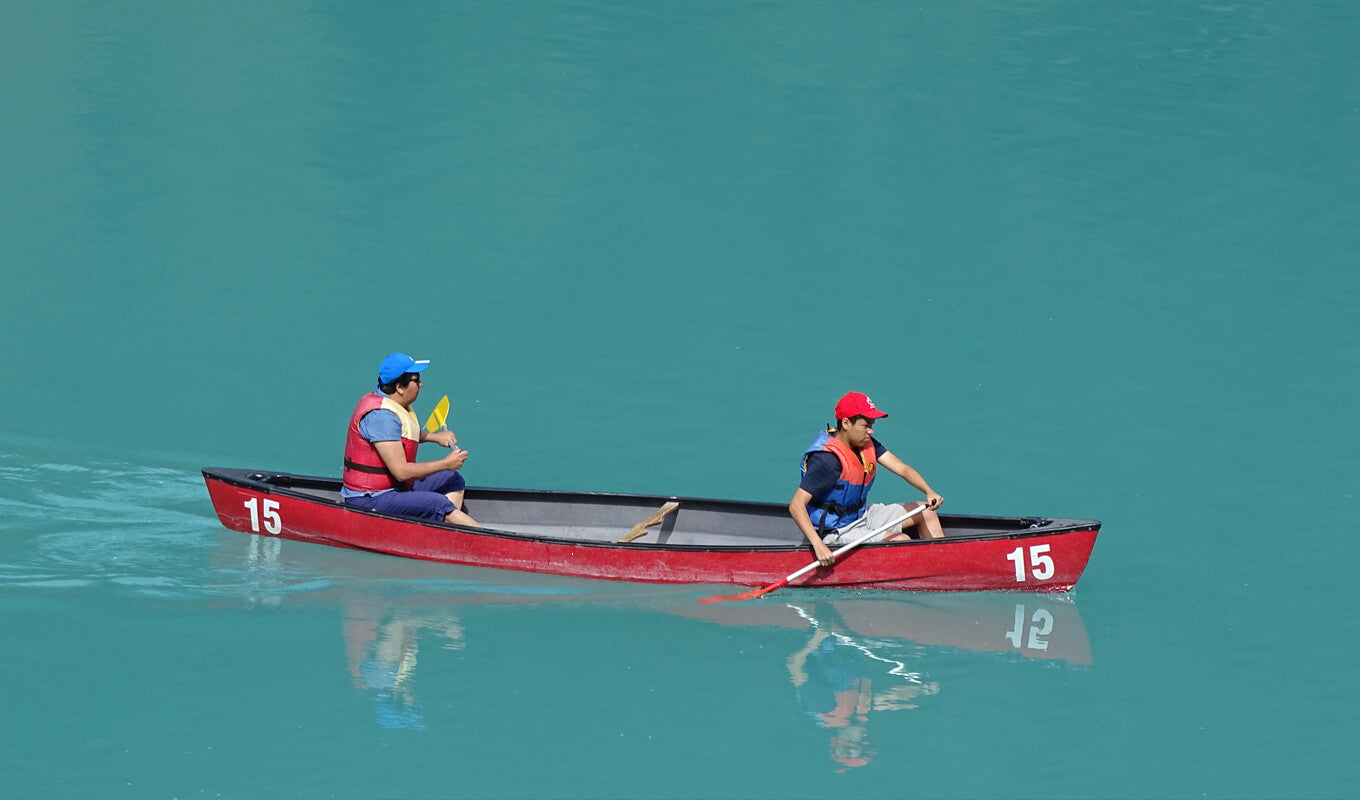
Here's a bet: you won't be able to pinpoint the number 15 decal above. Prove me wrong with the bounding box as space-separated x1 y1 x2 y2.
244 497 282 535
1006 544 1054 582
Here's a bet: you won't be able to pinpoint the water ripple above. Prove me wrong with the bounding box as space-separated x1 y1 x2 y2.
0 456 228 598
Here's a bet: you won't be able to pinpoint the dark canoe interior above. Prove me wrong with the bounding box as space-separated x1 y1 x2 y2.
206 468 1096 550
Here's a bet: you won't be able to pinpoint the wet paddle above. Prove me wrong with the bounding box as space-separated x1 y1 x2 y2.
424 395 453 446
697 503 927 604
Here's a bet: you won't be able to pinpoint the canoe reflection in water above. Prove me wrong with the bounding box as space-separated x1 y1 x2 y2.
218 537 1091 749
679 595 1089 771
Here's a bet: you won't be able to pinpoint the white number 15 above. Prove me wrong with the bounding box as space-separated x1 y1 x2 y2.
244 497 281 535
1006 544 1054 582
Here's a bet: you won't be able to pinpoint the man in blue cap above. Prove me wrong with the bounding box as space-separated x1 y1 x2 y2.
340 353 479 526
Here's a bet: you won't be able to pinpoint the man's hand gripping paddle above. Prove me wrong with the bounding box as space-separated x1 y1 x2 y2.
424 395 457 449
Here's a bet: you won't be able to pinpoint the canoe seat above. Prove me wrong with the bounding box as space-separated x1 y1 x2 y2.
619 501 680 543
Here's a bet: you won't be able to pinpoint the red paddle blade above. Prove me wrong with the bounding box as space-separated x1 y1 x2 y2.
697 579 786 604
697 588 759 604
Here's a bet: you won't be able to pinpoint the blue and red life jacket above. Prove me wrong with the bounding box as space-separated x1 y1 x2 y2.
801 430 877 532
342 393 421 493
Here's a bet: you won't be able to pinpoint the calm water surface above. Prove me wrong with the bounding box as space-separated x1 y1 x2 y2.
2 2 1357 798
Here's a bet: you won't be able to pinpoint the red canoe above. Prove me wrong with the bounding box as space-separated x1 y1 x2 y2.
203 468 1100 593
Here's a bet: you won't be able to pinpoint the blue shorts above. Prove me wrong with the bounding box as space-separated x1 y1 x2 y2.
344 470 466 522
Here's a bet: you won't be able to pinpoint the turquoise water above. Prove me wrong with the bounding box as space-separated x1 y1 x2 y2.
3 1 1358 797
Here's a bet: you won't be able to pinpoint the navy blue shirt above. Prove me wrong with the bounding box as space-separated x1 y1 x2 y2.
800 437 887 504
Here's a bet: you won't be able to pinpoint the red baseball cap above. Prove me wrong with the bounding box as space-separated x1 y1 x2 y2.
834 392 888 421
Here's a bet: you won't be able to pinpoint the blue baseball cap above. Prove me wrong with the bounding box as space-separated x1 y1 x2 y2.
377 352 431 386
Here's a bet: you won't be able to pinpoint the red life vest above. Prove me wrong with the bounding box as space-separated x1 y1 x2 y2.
342 393 421 492
802 430 878 531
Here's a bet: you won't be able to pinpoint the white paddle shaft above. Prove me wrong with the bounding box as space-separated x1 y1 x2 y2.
785 503 928 584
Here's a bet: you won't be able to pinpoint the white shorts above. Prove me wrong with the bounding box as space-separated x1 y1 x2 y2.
823 503 911 546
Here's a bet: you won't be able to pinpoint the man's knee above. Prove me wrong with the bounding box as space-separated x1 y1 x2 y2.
426 470 465 495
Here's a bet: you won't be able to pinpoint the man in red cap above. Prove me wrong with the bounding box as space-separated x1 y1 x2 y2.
790 392 944 565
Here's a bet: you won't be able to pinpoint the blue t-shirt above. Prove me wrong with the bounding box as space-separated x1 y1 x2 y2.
357 405 403 443
340 394 405 499
799 437 887 504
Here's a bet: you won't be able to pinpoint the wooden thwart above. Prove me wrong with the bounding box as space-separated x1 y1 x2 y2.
619 501 680 543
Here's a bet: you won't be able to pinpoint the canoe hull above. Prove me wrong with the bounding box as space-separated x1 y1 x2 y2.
203 468 1099 592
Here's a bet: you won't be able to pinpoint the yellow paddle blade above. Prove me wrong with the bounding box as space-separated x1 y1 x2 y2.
424 395 450 432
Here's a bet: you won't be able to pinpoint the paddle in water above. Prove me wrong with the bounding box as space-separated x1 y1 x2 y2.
697 503 927 604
